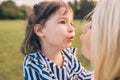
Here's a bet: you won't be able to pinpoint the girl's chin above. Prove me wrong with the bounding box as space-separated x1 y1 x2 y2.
60 43 72 49
66 44 72 48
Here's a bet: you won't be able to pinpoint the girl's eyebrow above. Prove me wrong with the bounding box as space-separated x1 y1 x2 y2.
56 16 67 20
57 16 73 22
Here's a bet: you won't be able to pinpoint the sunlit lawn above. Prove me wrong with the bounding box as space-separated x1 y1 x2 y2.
0 20 90 80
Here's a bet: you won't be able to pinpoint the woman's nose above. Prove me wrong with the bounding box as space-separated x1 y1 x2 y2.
80 34 83 42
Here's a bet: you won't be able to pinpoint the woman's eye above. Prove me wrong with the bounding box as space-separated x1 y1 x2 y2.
70 23 73 26
89 26 92 29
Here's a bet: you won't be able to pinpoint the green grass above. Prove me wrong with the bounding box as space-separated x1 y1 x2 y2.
0 20 25 80
0 20 90 80
73 20 91 70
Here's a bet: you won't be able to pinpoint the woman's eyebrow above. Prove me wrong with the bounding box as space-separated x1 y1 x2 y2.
81 22 91 32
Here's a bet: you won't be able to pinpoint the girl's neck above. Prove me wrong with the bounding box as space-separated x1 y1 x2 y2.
41 45 64 66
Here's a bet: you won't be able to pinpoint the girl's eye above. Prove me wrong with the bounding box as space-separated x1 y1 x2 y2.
60 21 66 24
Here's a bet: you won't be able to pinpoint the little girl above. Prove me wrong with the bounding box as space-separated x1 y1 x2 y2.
21 1 92 80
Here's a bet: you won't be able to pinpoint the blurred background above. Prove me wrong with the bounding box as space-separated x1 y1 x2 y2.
0 0 97 80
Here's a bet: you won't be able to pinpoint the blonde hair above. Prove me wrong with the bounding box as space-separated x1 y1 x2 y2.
92 0 120 80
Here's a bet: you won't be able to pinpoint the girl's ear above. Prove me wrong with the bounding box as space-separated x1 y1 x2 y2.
34 24 44 37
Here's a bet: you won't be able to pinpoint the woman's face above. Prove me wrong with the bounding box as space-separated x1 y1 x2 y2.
80 22 91 60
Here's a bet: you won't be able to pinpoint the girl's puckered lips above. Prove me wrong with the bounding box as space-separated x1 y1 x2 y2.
67 36 74 42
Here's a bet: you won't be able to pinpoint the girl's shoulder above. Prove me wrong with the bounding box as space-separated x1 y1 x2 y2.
23 51 46 69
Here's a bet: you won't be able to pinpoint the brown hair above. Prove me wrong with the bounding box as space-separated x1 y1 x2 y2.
21 1 73 55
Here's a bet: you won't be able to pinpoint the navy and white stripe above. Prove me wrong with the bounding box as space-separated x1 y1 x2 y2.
23 47 93 80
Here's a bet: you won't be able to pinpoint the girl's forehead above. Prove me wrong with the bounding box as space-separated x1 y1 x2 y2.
58 7 66 15
47 7 73 22
57 7 72 16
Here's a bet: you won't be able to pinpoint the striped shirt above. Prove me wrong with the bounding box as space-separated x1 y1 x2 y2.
23 47 93 80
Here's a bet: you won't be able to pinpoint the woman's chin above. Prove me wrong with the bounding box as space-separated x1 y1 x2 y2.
81 49 91 60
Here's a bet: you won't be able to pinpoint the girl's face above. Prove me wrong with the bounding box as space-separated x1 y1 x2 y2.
80 22 91 60
41 7 75 50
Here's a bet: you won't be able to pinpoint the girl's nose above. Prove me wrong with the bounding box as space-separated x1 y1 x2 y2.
68 25 74 33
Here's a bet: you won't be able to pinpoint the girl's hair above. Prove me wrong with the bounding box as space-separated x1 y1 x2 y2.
21 1 73 55
92 0 120 80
